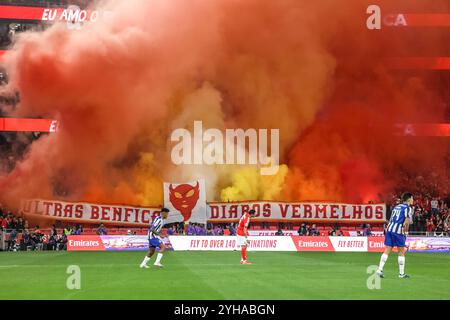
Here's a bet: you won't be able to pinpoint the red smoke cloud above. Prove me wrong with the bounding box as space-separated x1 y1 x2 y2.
0 0 448 210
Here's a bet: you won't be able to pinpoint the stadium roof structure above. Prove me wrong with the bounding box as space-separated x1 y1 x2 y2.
0 117 58 132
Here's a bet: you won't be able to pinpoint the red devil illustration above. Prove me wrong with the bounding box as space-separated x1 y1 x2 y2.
169 182 200 221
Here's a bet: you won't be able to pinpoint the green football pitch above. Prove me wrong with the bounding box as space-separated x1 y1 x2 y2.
0 251 449 300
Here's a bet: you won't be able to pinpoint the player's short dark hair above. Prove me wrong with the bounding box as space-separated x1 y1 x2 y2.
401 192 413 202
248 209 256 215
160 208 170 213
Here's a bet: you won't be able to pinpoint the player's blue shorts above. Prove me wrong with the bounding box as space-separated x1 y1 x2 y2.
384 231 406 247
148 237 163 248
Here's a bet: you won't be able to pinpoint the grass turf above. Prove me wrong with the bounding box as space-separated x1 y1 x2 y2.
0 251 449 300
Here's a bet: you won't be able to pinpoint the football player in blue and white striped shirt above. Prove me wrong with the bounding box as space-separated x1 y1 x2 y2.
376 192 413 278
140 208 170 269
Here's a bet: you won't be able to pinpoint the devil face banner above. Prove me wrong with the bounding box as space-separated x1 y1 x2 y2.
163 179 208 224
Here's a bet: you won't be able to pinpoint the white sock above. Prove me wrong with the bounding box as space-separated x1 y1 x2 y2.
141 256 150 266
378 253 388 271
155 253 163 264
398 256 405 275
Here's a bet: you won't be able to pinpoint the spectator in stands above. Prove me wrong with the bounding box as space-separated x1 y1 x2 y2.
304 224 310 235
308 224 319 236
178 222 185 235
229 223 236 236
431 197 439 218
64 224 73 235
426 217 434 236
6 214 13 229
57 232 68 251
7 228 17 251
73 224 83 235
328 227 336 236
194 224 204 236
96 224 107 235
50 225 57 237
362 224 372 236
412 208 420 232
0 215 5 230
446 214 450 232
214 225 223 236
13 217 19 230
435 217 445 236
47 233 57 251
275 228 284 236
186 224 195 236
2 218 8 230
333 222 340 231
21 229 31 250
31 226 44 250
298 223 307 236
34 226 42 235
18 217 24 230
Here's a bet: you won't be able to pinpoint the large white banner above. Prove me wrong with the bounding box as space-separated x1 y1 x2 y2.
163 179 207 225
20 199 161 226
21 199 386 225
65 235 450 253
248 230 299 236
208 201 386 222
328 236 368 252
169 236 297 251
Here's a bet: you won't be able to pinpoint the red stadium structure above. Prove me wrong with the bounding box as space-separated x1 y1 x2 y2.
0 117 58 132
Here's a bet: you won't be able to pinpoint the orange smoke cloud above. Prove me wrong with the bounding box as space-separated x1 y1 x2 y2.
281 0 450 202
0 0 448 210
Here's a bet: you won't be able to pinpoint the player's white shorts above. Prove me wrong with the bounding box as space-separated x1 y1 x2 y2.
236 235 248 246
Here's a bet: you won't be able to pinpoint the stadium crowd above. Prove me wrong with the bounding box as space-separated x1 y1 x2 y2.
0 0 96 50
0 204 111 251
387 194 449 236
0 65 40 174
165 222 237 236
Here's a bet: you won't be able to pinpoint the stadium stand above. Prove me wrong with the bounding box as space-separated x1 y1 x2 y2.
0 194 448 251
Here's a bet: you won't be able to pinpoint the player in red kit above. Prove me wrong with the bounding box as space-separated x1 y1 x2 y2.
237 209 256 265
